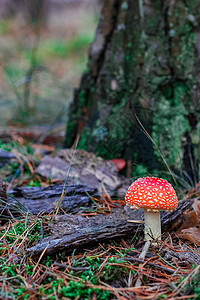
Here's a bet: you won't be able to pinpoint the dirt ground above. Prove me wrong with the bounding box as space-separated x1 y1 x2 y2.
0 0 100 126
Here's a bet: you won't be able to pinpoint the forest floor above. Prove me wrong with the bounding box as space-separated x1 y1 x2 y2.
0 132 200 299
0 1 200 299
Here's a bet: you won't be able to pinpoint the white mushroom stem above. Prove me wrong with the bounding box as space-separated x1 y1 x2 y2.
144 209 161 241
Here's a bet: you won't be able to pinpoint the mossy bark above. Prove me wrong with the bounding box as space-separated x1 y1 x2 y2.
66 0 200 182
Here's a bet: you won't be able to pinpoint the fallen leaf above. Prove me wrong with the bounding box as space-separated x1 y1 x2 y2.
192 199 200 219
179 226 200 245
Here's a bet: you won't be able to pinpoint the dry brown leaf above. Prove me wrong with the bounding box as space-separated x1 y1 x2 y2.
177 199 200 231
192 199 200 219
179 226 200 245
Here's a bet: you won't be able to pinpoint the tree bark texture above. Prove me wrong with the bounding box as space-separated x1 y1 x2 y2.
7 184 97 216
27 199 193 256
66 0 200 182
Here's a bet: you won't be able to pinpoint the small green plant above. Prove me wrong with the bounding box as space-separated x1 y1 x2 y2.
133 164 148 177
1 218 42 245
158 295 167 299
178 266 200 299
0 139 40 186
38 277 110 299
26 178 41 187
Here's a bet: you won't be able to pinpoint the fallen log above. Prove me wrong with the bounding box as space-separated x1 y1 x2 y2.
7 184 98 215
27 198 193 256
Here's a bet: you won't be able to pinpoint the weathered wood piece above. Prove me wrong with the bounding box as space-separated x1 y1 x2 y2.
161 198 193 230
0 149 15 167
27 199 193 256
8 184 97 215
35 149 129 196
0 149 15 162
165 248 200 265
0 179 7 219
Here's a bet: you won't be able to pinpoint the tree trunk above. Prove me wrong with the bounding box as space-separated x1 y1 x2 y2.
65 0 200 183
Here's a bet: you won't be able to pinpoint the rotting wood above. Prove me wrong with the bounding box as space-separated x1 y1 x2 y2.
27 199 193 256
7 184 98 215
0 179 8 221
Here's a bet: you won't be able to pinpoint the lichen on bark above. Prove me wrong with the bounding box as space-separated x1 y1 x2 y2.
65 0 200 180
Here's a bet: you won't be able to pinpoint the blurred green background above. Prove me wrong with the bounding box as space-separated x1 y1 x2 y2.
0 0 100 126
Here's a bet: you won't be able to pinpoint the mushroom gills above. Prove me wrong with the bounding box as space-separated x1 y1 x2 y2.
144 209 161 241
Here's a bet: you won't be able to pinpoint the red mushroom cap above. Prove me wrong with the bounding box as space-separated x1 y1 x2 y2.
111 159 126 171
125 177 178 211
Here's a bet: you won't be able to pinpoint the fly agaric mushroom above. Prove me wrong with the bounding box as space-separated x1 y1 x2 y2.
111 159 126 171
125 177 178 241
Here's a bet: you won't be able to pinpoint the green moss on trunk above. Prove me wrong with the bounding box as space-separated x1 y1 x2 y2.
66 0 200 180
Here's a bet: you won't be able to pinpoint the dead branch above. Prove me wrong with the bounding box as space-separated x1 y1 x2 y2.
27 199 193 256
